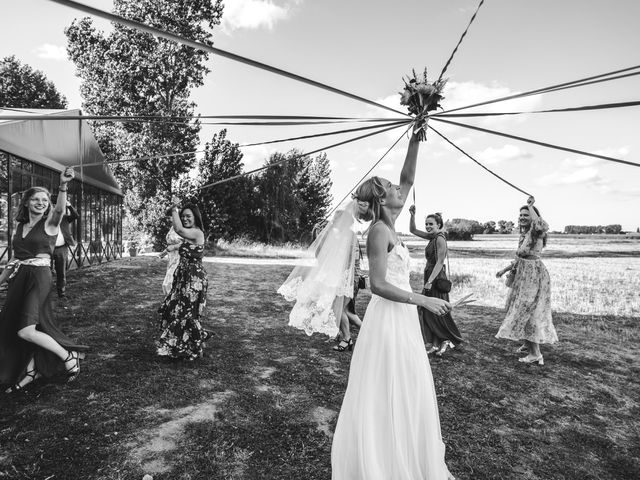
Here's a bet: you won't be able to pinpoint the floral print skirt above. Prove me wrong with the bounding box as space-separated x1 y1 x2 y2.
496 257 557 344
157 257 209 360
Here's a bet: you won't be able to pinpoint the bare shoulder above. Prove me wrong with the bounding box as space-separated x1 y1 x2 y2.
367 222 391 252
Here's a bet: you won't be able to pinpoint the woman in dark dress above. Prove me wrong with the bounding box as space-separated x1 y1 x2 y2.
0 167 87 393
409 206 462 356
156 203 209 360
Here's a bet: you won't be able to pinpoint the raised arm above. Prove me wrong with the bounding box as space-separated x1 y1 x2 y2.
169 205 204 244
47 167 74 231
408 205 430 239
398 132 421 203
525 195 549 236
526 196 539 222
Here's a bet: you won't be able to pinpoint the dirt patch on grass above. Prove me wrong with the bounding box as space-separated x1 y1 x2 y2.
129 391 234 474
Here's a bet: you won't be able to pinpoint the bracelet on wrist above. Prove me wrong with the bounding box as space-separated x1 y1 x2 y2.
59 187 68 192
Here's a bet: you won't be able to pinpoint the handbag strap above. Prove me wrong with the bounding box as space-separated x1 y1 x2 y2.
434 232 450 276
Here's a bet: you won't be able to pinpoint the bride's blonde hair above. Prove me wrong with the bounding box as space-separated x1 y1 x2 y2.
354 176 386 223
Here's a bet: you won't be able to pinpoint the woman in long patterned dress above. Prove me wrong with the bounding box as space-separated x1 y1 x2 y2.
409 208 462 356
496 196 557 365
159 226 183 295
0 168 87 393
156 203 209 360
332 124 455 479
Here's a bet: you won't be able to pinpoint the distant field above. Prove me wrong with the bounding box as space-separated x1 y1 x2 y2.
367 235 640 318
212 235 640 317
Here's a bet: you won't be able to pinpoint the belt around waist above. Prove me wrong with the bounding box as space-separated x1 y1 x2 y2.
518 255 540 260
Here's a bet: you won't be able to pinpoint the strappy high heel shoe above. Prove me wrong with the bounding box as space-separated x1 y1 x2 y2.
518 354 544 365
5 368 38 394
516 344 528 354
333 338 354 352
426 345 439 355
64 351 80 382
435 341 453 357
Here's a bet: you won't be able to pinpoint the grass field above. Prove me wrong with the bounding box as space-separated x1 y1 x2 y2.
0 236 639 479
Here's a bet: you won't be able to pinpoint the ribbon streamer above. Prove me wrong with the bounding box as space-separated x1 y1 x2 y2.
326 124 414 219
197 122 411 191
433 65 640 116
437 0 485 83
427 125 531 196
435 100 640 118
430 117 640 168
47 0 409 117
72 120 409 167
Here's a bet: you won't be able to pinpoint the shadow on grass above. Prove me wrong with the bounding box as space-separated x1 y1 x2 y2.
0 257 638 479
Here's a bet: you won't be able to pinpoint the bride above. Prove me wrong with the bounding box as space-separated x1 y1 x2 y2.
331 123 454 479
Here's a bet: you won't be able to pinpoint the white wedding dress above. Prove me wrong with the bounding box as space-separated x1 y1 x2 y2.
331 244 451 480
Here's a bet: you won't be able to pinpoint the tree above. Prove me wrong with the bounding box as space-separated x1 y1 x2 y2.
0 55 68 108
65 0 223 246
296 152 332 243
483 221 497 234
253 150 333 244
195 129 254 244
445 218 481 240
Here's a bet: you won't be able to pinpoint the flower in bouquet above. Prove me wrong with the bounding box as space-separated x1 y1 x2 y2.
399 68 447 116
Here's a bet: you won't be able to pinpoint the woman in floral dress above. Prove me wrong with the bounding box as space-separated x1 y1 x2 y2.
496 196 557 365
157 203 209 360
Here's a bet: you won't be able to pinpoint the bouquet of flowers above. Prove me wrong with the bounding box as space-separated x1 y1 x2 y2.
400 68 447 115
399 68 447 139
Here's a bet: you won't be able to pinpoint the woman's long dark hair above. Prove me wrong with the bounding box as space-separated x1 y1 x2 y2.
15 187 51 223
181 203 205 233
520 205 547 247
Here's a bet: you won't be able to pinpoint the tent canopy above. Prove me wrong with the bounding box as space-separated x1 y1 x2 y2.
0 109 122 196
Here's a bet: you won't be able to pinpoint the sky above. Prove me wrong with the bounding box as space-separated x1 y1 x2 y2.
2 0 640 232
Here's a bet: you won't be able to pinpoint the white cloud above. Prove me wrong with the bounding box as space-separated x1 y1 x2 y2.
221 0 300 32
33 44 67 61
536 166 609 191
238 143 272 168
439 81 542 127
560 146 630 168
470 144 532 165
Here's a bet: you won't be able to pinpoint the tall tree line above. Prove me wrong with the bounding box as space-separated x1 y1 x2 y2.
0 56 68 109
65 0 224 247
195 130 333 245
2 1 333 247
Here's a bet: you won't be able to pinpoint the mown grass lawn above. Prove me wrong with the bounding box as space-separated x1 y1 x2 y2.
0 255 638 480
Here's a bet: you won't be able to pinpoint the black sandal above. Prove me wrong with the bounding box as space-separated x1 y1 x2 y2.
5 368 38 394
64 351 80 382
332 338 354 352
